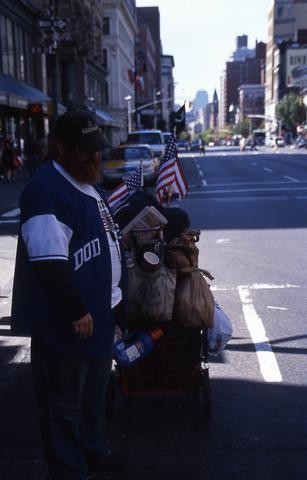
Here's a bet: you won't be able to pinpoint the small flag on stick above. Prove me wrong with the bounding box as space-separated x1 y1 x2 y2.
107 165 143 211
155 135 188 205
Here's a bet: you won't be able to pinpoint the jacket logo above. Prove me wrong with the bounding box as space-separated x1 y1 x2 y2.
74 238 101 271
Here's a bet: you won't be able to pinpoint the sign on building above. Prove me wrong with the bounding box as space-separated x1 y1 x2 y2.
286 48 307 88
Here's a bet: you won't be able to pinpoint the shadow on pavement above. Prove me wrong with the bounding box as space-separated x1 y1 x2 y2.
0 361 306 480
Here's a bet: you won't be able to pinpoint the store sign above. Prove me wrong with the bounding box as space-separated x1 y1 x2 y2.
286 48 307 88
8 94 27 109
28 102 48 115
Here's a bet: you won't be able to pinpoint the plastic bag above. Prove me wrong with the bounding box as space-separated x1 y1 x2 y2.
207 304 233 356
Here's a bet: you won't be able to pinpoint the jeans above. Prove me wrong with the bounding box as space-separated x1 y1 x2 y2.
31 337 112 480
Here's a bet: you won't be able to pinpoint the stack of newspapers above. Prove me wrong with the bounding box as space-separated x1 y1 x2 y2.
121 206 168 235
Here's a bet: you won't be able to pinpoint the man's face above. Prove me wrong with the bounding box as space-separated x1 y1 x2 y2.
59 148 101 184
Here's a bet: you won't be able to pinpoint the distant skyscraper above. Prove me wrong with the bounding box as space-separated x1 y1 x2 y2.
230 35 255 62
237 35 248 49
192 90 208 112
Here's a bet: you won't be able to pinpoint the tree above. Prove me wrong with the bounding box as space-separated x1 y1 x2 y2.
276 94 305 134
233 119 251 138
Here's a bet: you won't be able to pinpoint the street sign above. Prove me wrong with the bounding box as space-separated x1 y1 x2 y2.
53 18 67 30
37 18 67 31
38 19 52 28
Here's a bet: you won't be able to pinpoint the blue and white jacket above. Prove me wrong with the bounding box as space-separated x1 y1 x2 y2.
11 160 127 358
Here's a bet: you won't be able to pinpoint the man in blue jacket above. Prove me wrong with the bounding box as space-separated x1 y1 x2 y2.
11 110 127 480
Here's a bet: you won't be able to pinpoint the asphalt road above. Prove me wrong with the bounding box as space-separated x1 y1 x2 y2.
0 149 307 479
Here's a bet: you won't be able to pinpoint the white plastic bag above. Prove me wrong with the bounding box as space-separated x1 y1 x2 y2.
207 304 233 356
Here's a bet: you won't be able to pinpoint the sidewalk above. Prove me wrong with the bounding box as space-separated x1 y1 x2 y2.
0 168 46 479
0 170 124 480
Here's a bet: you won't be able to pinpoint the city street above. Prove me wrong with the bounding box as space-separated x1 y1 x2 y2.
0 148 307 479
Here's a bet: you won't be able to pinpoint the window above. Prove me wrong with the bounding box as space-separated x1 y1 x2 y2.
6 19 15 76
0 15 9 74
105 81 109 105
102 17 110 35
102 48 108 69
14 26 25 80
277 6 283 17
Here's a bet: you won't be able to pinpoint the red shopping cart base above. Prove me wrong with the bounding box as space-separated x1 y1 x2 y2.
109 326 211 415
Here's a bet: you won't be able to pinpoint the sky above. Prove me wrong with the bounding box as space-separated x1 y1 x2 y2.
136 0 273 103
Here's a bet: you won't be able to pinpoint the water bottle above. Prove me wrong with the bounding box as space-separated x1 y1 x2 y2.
113 328 164 368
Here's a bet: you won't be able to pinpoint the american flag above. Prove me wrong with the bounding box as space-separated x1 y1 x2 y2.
155 135 188 204
107 165 143 210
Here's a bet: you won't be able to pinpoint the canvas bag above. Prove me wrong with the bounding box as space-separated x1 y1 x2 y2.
173 268 215 329
128 264 176 323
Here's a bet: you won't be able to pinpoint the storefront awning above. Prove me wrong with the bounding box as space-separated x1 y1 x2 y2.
95 108 120 127
0 73 51 110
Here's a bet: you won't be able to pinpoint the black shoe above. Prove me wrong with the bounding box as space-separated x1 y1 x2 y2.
88 453 126 472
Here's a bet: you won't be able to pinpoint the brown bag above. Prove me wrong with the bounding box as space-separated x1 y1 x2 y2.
165 229 200 273
173 268 215 328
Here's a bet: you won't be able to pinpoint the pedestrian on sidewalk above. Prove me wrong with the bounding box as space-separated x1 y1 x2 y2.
11 109 127 480
24 134 42 176
1 137 16 182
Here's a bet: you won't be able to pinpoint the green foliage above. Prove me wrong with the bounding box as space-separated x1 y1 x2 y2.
200 129 216 143
233 119 250 137
276 94 305 133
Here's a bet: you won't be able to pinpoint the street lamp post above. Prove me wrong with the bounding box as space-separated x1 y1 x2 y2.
125 95 132 133
153 88 161 129
303 94 307 125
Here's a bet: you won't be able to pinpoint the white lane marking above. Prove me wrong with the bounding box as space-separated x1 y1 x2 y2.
283 175 299 182
248 283 300 290
238 286 283 383
0 219 19 224
251 162 258 166
198 170 204 177
215 238 230 244
199 196 288 202
263 167 273 173
267 306 288 311
211 283 301 293
1 208 20 218
190 179 307 188
201 179 207 186
188 185 307 195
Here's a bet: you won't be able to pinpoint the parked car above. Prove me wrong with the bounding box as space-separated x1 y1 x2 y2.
190 139 202 151
102 144 160 186
162 132 172 144
176 139 189 150
126 130 165 157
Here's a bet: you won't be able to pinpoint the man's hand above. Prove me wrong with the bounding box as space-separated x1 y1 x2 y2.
72 313 93 339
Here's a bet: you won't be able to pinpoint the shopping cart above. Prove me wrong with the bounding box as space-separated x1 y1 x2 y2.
107 325 211 416
106 223 211 416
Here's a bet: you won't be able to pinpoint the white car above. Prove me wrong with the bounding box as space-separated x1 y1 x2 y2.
126 129 165 157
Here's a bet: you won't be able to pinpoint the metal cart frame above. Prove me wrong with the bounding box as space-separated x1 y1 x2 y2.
107 326 211 416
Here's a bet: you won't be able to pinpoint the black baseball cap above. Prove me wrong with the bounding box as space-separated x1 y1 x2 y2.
53 109 105 153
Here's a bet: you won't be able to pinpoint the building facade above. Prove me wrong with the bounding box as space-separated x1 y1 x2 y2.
0 0 49 149
265 0 307 134
238 84 265 125
136 6 162 129
100 0 138 145
219 40 266 128
161 54 175 131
